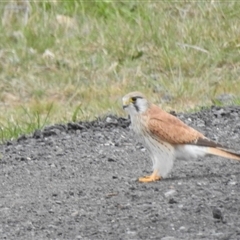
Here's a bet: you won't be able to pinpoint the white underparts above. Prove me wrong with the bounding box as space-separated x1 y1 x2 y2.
144 137 175 178
144 140 209 178
174 144 208 160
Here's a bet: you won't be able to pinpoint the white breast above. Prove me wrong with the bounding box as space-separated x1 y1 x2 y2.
144 136 175 177
130 113 175 178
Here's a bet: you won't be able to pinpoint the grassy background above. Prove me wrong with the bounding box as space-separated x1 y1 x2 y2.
0 1 240 141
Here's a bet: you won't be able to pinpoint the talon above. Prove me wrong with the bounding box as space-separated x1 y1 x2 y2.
138 171 161 183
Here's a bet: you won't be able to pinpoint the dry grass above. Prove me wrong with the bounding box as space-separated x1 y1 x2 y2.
0 1 240 140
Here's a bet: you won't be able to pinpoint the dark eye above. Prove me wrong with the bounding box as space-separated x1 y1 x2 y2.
131 97 137 102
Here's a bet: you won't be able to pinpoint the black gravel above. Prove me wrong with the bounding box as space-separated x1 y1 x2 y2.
0 106 240 240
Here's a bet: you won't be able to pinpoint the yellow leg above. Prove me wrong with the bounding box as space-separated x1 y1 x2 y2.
138 170 161 183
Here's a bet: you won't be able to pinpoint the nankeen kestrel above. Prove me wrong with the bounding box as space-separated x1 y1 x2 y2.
122 91 240 183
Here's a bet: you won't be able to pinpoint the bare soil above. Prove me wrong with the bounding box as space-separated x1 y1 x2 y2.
0 106 240 240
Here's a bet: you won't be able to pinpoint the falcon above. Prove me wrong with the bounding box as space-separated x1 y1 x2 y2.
122 91 240 182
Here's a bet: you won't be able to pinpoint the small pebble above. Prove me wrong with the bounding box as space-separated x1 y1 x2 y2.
164 189 176 198
212 208 223 220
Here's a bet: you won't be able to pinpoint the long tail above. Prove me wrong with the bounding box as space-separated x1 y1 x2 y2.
208 147 240 161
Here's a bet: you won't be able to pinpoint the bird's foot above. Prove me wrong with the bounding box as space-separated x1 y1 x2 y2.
138 172 161 183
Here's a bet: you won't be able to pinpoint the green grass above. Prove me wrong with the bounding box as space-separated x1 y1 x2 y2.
0 1 240 141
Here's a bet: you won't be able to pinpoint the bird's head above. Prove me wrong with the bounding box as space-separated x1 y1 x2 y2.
122 91 149 115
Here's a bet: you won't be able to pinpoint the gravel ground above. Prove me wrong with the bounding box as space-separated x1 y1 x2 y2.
0 106 240 240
